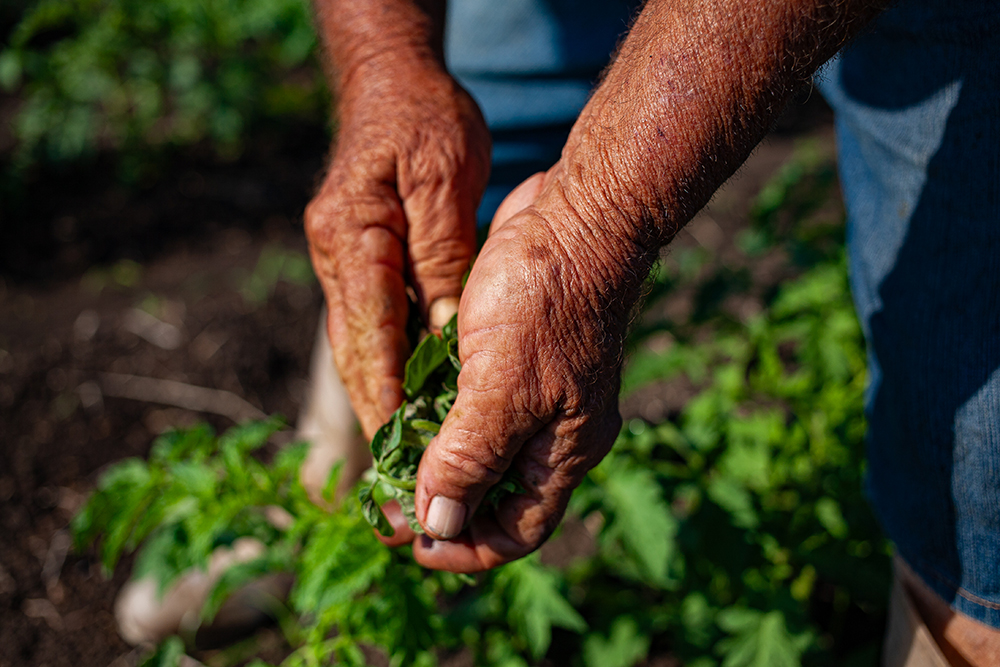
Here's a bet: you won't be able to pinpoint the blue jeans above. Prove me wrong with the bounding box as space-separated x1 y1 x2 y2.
444 0 642 226
449 0 1000 628
817 0 1000 628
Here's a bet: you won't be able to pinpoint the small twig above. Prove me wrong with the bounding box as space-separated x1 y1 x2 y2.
123 308 183 350
99 373 267 423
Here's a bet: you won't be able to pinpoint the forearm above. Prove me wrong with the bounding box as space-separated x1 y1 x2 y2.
311 0 446 94
540 0 886 287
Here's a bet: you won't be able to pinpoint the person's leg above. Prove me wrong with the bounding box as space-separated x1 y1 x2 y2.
297 310 369 501
883 557 951 667
817 1 1000 663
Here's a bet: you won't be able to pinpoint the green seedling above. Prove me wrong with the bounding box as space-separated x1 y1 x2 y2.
359 315 521 536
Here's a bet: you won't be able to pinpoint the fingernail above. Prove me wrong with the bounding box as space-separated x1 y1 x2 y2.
429 297 460 330
426 496 465 540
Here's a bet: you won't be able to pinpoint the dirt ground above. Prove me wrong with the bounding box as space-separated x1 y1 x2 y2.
0 98 837 667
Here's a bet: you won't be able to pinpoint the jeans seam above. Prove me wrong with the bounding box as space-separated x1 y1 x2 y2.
912 554 1000 611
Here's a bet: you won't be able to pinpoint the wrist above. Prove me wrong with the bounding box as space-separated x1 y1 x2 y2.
314 0 446 95
338 42 447 101
529 169 659 320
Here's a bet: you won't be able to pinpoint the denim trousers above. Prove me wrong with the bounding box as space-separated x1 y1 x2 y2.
450 0 1000 629
817 0 1000 628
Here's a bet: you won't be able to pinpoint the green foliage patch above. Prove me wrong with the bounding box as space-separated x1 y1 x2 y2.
2 0 324 170
73 143 891 666
359 315 521 537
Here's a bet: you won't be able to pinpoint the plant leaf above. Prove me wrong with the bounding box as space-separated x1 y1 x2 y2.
501 557 587 659
716 610 809 667
583 617 650 667
601 462 677 587
402 330 450 398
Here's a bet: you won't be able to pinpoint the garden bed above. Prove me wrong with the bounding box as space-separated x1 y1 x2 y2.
0 96 885 667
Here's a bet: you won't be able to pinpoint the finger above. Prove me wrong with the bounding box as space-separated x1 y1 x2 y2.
322 287 385 437
339 243 409 435
488 172 547 237
400 148 488 326
374 500 417 548
411 515 532 572
428 296 459 331
413 409 621 571
307 186 411 439
413 361 546 540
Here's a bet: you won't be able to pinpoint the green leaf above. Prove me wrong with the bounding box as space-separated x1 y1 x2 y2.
89 459 158 572
371 407 405 463
600 462 677 587
583 617 650 667
716 610 811 667
441 313 458 341
814 497 848 539
271 441 310 478
482 472 525 510
218 416 284 455
359 483 395 538
681 592 717 649
501 557 587 659
706 477 759 530
0 50 22 91
408 419 440 435
149 424 216 464
402 330 450 398
138 636 186 667
314 459 342 505
292 513 389 614
720 412 784 491
131 524 195 592
170 461 218 497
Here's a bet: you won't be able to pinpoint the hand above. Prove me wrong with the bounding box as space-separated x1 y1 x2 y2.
305 57 490 438
399 171 645 571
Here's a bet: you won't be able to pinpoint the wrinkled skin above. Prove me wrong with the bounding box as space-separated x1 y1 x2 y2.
412 173 637 570
308 0 892 572
305 57 490 439
373 172 643 570
303 42 640 571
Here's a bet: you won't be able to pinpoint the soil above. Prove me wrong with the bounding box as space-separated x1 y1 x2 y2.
0 96 837 667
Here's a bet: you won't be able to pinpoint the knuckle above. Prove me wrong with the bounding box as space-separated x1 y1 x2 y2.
304 193 348 248
537 505 567 544
435 442 510 490
409 239 473 283
303 198 329 239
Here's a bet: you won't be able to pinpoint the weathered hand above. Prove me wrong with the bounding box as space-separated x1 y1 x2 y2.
319 0 884 568
305 58 490 438
401 172 648 571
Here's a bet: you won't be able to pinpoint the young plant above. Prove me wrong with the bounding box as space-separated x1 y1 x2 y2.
71 322 576 667
358 315 460 536
359 315 520 537
72 143 892 667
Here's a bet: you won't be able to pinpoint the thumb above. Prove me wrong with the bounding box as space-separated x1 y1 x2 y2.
414 374 544 540
489 172 546 236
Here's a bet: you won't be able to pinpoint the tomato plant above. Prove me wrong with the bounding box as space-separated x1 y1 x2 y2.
74 143 892 667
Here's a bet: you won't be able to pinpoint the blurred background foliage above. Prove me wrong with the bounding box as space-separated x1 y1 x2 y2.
0 0 326 176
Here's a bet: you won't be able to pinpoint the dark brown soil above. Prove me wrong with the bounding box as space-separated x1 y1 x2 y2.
0 96 837 667
1 124 330 667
